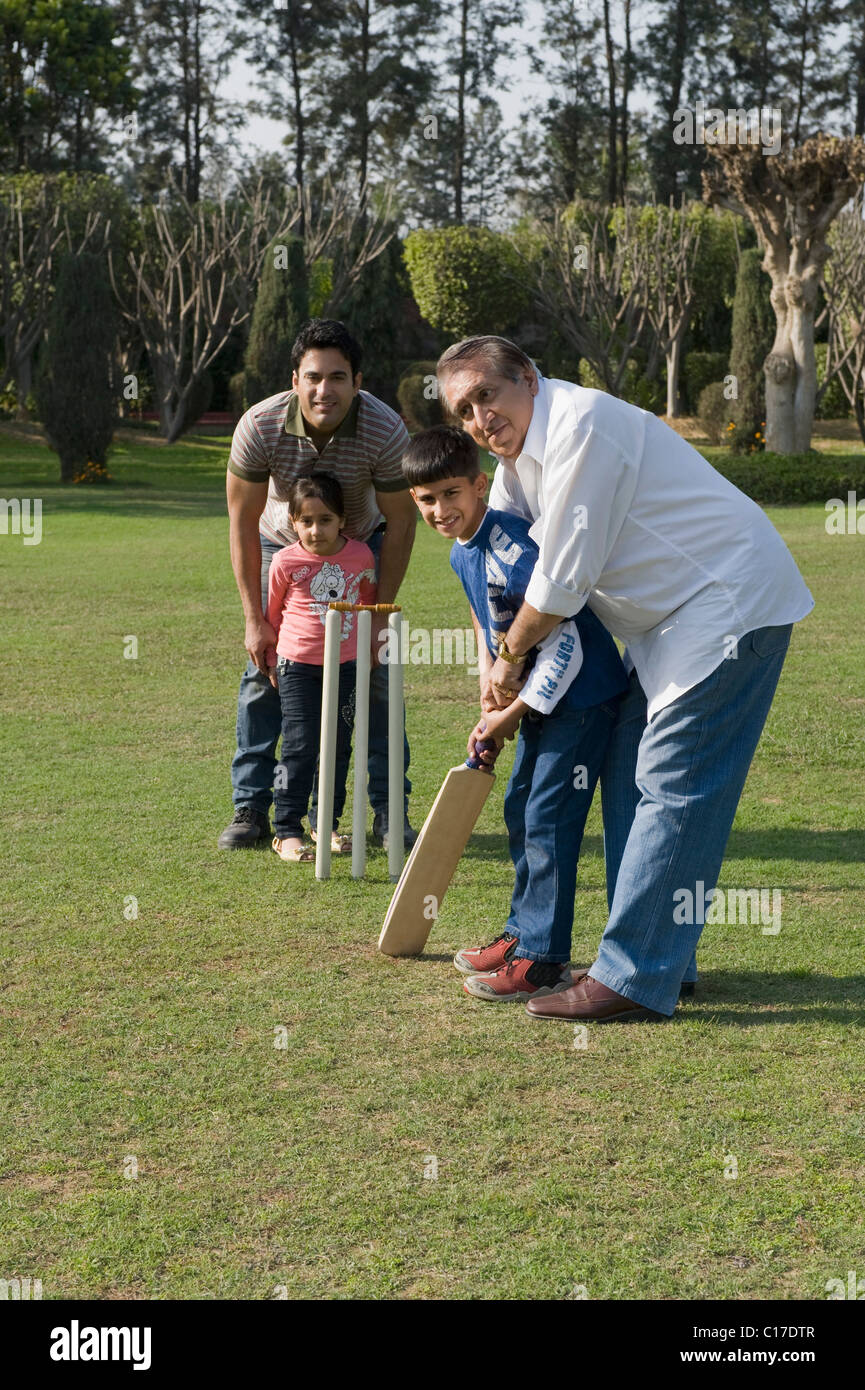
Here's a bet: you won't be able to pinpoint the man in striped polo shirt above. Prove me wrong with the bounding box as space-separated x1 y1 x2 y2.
219 318 417 849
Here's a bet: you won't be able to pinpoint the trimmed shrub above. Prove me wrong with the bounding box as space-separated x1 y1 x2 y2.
244 237 308 404
683 351 728 413
397 360 444 431
403 226 528 338
729 247 774 452
697 380 736 445
35 251 116 482
709 450 865 504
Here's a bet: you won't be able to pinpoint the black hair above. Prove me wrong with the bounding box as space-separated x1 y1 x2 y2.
402 425 481 486
291 319 362 377
287 472 345 520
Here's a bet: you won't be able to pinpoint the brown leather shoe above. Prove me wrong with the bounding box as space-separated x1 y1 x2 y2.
525 971 668 1022
571 966 695 1002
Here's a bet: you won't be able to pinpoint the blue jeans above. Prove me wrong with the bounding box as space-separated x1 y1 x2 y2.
505 700 619 963
273 658 356 839
230 531 411 822
594 625 792 1016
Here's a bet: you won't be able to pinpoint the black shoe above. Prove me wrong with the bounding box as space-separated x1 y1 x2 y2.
217 807 271 849
679 981 697 999
372 814 418 850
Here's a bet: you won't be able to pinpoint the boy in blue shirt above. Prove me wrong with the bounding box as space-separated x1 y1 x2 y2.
403 425 628 1002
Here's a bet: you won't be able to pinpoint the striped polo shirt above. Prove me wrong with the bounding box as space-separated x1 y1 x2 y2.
228 389 411 547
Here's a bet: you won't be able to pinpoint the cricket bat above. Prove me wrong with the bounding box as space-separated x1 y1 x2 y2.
378 737 500 957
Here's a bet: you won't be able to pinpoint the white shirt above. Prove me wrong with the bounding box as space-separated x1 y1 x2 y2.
488 377 814 719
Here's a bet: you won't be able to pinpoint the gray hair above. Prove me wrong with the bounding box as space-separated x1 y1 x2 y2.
436 335 538 410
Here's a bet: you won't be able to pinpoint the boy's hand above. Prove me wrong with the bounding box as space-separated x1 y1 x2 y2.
467 701 526 764
267 663 278 689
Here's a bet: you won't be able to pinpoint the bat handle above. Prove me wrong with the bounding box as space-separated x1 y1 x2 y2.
466 737 499 773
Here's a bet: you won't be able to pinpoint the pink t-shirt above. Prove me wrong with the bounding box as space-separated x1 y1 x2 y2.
265 538 377 664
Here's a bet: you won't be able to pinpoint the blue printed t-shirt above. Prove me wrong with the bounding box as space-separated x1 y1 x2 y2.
450 507 628 712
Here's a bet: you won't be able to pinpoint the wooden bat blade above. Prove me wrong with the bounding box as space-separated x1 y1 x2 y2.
378 764 496 957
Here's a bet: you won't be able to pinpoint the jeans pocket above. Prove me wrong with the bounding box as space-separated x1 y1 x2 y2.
749 625 792 660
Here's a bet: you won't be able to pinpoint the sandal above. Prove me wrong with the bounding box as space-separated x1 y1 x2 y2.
310 830 353 856
272 836 315 863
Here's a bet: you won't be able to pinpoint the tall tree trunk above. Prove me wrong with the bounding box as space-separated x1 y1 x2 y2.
192 0 203 203
620 0 632 201
793 0 809 145
358 0 371 196
288 23 306 239
665 314 689 416
455 0 468 222
762 237 822 453
603 0 617 204
180 3 192 196
856 15 865 136
662 0 688 202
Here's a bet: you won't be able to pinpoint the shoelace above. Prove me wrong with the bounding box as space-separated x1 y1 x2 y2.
480 930 517 952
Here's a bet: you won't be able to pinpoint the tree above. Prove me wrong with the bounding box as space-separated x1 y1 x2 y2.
777 0 844 144
243 236 308 404
613 199 739 415
729 246 775 448
0 174 113 411
120 0 237 202
318 1 439 194
637 0 715 200
843 0 865 134
403 225 528 339
109 181 291 441
522 0 605 205
703 133 865 451
821 192 865 441
35 252 116 481
232 0 340 233
517 202 649 397
0 0 134 173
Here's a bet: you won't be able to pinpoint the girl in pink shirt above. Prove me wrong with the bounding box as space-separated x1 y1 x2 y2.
265 474 376 863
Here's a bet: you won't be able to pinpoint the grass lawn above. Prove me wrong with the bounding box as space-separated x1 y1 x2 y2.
1 425 864 1301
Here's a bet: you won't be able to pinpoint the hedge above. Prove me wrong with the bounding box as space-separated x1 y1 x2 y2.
707 450 865 504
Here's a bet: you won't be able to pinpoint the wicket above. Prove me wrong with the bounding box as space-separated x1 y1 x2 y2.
315 603 405 883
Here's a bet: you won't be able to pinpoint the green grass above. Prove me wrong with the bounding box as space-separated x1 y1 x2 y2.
1 427 864 1301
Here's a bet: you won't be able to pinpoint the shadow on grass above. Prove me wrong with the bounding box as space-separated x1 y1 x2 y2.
679 970 865 1024
34 491 228 519
466 828 865 869
725 828 865 864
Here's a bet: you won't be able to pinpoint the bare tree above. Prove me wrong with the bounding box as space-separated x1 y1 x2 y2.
614 200 738 417
519 202 649 396
109 180 293 442
109 175 396 442
703 134 865 452
0 181 105 414
821 192 865 442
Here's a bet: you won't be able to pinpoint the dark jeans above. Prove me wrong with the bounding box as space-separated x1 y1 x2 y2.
273 658 356 839
506 699 619 962
230 531 411 824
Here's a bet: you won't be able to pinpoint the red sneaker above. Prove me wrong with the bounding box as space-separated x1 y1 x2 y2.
454 931 519 975
463 957 571 1002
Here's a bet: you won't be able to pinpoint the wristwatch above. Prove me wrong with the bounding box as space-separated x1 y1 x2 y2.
497 635 527 665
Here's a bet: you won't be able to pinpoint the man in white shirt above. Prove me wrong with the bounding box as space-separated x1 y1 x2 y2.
438 335 813 1021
